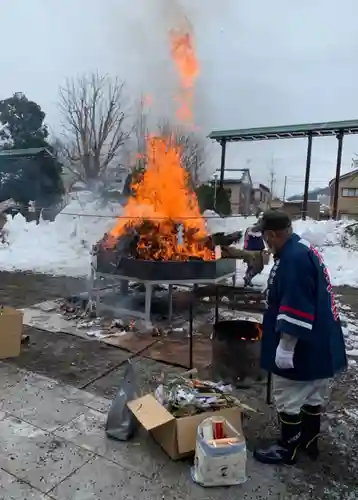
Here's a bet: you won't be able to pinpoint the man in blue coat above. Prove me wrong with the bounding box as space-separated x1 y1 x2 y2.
253 210 347 465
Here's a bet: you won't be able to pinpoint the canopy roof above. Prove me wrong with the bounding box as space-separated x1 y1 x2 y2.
209 119 358 142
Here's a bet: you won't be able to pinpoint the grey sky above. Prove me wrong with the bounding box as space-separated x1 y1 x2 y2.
1 0 358 196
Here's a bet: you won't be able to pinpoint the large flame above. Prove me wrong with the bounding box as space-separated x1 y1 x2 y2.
169 20 199 124
109 135 213 260
108 20 209 261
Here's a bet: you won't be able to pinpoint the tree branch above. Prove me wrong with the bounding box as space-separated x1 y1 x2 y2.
58 72 130 183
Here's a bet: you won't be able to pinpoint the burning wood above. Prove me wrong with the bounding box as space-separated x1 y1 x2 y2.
104 136 214 262
97 224 243 263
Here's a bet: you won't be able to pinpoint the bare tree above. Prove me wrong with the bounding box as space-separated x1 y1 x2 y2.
132 95 150 172
58 72 130 184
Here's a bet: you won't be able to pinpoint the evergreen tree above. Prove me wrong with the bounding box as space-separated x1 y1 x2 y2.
0 92 64 207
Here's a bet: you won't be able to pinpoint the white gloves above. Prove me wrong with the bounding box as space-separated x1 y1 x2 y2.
275 340 295 369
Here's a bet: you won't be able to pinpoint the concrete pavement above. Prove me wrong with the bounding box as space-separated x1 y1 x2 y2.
0 361 293 500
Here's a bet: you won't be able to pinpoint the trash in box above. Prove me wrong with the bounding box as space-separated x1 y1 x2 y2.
127 372 252 460
191 416 247 487
0 306 23 359
154 375 237 417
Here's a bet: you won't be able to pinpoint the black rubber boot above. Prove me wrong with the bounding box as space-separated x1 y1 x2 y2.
253 413 301 465
300 405 321 460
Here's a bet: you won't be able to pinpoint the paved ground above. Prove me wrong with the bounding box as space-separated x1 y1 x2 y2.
0 271 357 499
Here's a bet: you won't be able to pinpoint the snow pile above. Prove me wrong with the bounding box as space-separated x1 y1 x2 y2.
204 210 256 234
339 304 358 358
0 193 122 276
0 202 357 285
204 213 358 288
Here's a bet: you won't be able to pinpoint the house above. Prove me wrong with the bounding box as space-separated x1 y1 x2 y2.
212 169 253 215
252 183 271 214
270 197 283 210
0 147 57 200
0 147 55 161
329 169 358 219
0 147 63 220
281 200 320 220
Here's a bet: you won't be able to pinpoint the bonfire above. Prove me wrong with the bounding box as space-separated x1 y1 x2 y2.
101 20 217 262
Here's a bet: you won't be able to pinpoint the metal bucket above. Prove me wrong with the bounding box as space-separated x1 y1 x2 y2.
211 320 263 387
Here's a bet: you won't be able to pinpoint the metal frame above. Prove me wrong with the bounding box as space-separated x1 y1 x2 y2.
209 119 358 220
89 270 235 326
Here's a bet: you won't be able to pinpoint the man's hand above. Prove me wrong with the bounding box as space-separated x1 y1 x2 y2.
275 341 294 369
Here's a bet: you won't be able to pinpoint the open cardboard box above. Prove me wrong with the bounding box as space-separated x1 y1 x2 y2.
0 306 23 359
127 394 243 460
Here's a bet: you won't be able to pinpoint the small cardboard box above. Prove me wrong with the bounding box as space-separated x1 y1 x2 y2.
0 306 23 359
127 394 243 460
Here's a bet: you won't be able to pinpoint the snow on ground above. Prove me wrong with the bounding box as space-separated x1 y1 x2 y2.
338 303 358 358
204 211 358 288
0 192 122 277
0 202 357 285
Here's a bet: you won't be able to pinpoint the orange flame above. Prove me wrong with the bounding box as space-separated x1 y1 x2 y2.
107 19 207 260
169 25 199 124
108 136 213 260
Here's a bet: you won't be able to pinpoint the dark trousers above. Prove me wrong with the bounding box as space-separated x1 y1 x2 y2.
244 252 264 283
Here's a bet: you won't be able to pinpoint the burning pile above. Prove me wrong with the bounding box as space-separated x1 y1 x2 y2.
103 20 215 262
106 136 214 261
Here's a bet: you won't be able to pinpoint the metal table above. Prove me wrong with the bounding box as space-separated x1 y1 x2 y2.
90 272 236 325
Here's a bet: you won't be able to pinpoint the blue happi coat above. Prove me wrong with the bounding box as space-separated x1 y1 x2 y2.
244 228 265 251
261 233 347 381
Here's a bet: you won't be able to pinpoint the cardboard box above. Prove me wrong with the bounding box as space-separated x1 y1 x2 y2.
127 394 243 460
0 307 23 359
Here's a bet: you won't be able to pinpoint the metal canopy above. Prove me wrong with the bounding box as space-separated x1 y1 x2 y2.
0 147 54 159
209 119 358 142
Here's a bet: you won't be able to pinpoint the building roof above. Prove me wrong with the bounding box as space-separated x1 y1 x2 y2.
284 199 320 205
253 183 270 192
208 119 358 142
329 168 358 186
0 147 53 158
212 168 251 183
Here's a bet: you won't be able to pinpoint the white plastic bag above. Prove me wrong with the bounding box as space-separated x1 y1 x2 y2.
191 416 247 487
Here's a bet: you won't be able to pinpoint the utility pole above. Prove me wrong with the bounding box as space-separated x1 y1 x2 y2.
283 176 287 201
213 173 218 210
268 157 276 205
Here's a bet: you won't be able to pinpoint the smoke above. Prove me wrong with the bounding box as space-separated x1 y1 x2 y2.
112 0 208 128
103 0 227 178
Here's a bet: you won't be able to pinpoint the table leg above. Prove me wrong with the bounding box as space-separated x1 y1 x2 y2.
144 283 152 325
266 372 272 405
168 284 173 322
120 279 129 296
189 298 193 370
215 286 219 324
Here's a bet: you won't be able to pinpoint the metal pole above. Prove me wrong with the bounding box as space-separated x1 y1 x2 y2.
215 286 219 324
266 372 272 405
189 298 193 369
332 132 344 220
188 285 198 369
302 134 313 220
213 174 218 210
219 140 227 188
283 176 287 201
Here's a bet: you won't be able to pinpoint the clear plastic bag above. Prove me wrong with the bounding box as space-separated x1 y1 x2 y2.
105 360 139 441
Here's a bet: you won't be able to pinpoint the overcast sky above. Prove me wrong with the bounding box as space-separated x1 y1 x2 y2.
1 0 358 197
